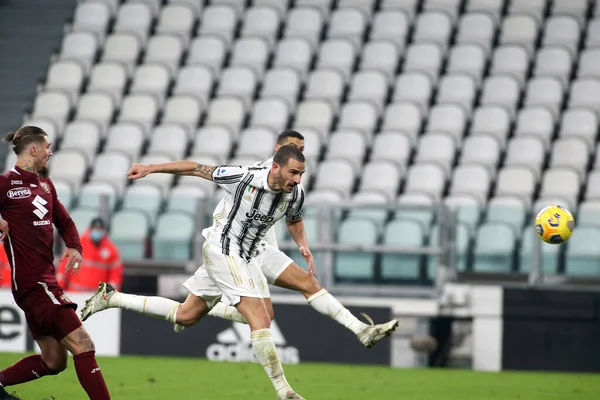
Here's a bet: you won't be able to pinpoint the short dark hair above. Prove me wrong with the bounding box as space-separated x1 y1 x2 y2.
273 144 305 166
277 129 304 145
2 126 48 155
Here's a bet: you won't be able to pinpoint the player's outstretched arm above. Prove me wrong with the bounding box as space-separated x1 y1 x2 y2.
128 162 217 181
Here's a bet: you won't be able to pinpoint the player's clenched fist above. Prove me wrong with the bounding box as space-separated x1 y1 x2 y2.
0 218 8 242
127 163 151 180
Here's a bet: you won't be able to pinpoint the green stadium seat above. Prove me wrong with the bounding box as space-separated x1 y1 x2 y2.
381 218 425 280
70 207 101 234
486 195 528 233
77 181 118 210
152 212 195 261
473 222 516 273
334 217 378 280
444 193 482 231
565 225 600 276
288 214 319 270
576 200 600 226
428 222 471 274
110 210 150 260
396 192 436 233
519 226 560 274
53 179 74 210
122 183 163 224
166 185 209 214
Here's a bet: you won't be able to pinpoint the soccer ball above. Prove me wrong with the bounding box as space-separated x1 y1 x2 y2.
534 205 575 244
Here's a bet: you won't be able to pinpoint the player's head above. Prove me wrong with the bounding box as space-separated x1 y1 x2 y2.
271 144 305 193
2 126 52 172
275 130 304 153
89 217 107 244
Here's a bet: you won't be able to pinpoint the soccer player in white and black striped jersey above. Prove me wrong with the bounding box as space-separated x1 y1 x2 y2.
202 130 399 349
81 145 308 399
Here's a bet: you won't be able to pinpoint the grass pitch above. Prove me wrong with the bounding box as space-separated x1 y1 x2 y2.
0 353 598 399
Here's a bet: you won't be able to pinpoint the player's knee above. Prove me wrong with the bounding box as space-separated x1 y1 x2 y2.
301 275 322 296
177 305 202 327
43 353 68 374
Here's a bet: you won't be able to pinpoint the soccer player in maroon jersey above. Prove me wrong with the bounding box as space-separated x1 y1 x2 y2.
0 126 111 399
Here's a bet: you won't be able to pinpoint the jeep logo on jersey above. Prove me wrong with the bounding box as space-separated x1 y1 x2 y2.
206 321 300 364
245 209 275 224
7 187 31 199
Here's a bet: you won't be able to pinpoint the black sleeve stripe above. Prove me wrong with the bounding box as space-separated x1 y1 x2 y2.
214 174 244 183
248 166 268 171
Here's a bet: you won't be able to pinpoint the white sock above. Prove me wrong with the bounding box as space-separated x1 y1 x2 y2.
208 302 248 323
307 289 368 335
251 329 292 395
109 292 180 324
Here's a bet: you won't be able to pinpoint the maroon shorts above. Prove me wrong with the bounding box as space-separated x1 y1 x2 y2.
16 282 82 341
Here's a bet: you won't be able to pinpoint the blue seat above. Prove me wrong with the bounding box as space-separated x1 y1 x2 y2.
381 218 425 280
287 214 319 270
565 224 600 276
70 207 101 234
519 226 560 274
77 181 118 210
53 179 74 210
576 200 600 226
334 217 378 281
396 192 436 232
444 193 482 231
428 222 471 274
486 195 528 234
110 210 150 260
152 212 195 261
473 222 516 273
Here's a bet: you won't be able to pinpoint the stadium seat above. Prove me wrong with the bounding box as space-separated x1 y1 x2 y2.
444 193 482 231
473 222 516 273
539 168 581 207
585 19 600 48
499 13 539 54
70 207 102 235
110 210 150 260
230 37 270 79
504 135 546 180
49 150 88 189
326 130 367 170
519 226 561 274
60 122 101 164
480 75 520 118
549 137 589 180
192 125 234 162
337 101 379 142
382 102 423 142
509 0 546 23
514 106 555 149
569 79 600 114
404 162 446 200
495 165 537 201
102 33 142 75
59 31 98 74
89 151 131 194
241 6 281 49
144 35 185 76
348 70 388 113
542 15 580 57
104 123 146 159
524 77 564 119
449 164 492 203
284 7 324 48
237 127 276 159
577 200 600 226
413 11 452 51
205 96 247 133
360 41 400 83
490 45 529 87
447 44 487 85
261 68 301 110
359 161 401 202
564 225 600 276
273 38 314 81
396 192 436 229
371 131 412 168
217 66 258 109
486 195 528 233
370 10 409 49
335 218 378 281
553 0 587 26
348 190 390 226
44 61 84 103
584 170 600 199
294 100 334 139
381 218 426 281
198 5 238 47
152 212 196 261
148 124 189 160
414 132 456 175
403 42 443 83
166 185 209 214
32 91 71 132
381 0 418 21
52 179 74 209
122 184 164 224
392 72 433 112
77 181 119 211
72 1 111 42
460 134 501 173
314 159 356 195
425 104 467 142
130 63 171 105
559 108 598 151
470 106 511 148
186 36 227 75
304 69 345 112
428 222 470 273
316 39 357 83
88 62 128 105
327 7 367 48
173 65 214 107
456 13 495 53
114 2 153 44
117 94 159 133
155 4 195 45
533 46 573 87
466 0 503 21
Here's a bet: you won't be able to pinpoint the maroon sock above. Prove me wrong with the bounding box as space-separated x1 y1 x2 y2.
73 351 110 400
0 354 53 386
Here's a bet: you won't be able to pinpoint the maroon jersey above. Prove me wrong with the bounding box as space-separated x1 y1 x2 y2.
0 166 81 298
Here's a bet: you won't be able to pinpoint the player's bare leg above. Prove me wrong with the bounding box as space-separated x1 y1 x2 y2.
0 336 67 399
275 263 399 349
235 297 305 400
200 297 275 330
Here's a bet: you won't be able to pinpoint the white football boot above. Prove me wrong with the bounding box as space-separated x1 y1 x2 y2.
357 313 399 348
80 282 116 322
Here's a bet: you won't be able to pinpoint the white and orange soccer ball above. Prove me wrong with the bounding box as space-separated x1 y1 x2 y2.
534 205 575 244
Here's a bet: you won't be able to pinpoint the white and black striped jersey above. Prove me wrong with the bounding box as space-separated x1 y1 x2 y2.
251 157 279 249
202 164 305 262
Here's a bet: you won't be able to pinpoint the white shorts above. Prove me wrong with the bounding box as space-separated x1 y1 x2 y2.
257 243 294 285
183 241 267 308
